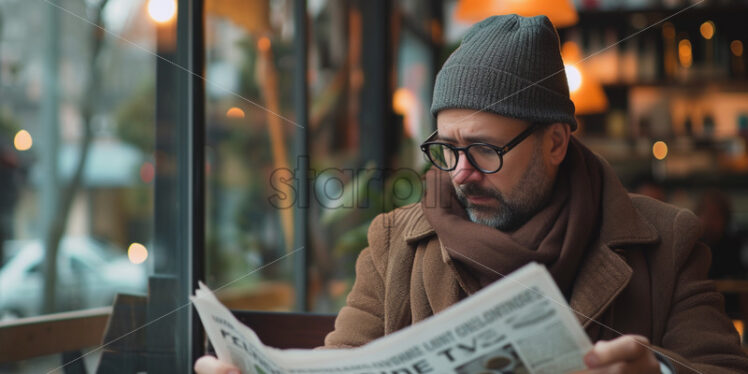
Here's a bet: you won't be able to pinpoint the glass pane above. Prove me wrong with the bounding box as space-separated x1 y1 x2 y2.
204 0 298 311
305 0 366 313
0 0 153 319
0 0 160 370
201 0 438 315
305 0 435 313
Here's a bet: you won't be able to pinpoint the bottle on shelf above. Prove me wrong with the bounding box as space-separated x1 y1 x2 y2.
662 22 678 80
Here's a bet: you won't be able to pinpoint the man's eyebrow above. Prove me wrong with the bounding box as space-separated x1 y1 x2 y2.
437 134 502 144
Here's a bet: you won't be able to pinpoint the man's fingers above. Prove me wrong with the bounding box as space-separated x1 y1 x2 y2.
584 335 650 368
194 355 241 374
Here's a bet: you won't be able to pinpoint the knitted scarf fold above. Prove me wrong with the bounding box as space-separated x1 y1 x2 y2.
421 137 603 296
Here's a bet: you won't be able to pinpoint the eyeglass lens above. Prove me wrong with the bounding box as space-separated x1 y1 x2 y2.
426 144 502 172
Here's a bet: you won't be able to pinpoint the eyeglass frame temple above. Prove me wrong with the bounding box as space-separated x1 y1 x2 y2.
498 122 540 154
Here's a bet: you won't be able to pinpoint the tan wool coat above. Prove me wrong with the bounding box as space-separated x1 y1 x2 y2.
324 164 748 373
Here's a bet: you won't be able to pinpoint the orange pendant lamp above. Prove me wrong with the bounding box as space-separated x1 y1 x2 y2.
456 0 578 28
561 41 609 115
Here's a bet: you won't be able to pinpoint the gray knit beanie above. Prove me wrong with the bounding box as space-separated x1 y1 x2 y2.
431 14 577 131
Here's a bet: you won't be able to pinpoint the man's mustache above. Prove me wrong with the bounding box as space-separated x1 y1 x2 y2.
456 184 500 199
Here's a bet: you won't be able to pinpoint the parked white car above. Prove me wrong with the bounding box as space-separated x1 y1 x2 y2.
0 237 148 320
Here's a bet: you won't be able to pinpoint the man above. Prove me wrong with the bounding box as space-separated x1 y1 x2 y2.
197 15 748 374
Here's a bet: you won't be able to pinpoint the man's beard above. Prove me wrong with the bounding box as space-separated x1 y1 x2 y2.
453 146 553 231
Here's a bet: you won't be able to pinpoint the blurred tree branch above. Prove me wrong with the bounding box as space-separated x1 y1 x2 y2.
43 0 110 313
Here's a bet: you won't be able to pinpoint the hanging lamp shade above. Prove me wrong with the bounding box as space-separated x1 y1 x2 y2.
561 41 608 115
455 0 578 28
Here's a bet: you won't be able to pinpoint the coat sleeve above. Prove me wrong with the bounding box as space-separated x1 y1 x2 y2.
654 210 748 373
323 213 390 348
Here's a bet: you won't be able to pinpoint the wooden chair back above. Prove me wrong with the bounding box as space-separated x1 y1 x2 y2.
231 310 336 349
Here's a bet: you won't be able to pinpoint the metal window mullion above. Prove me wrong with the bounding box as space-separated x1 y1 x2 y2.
175 0 205 368
188 0 206 364
149 0 203 372
293 0 310 312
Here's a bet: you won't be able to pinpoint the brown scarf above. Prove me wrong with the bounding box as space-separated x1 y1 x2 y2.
421 137 603 297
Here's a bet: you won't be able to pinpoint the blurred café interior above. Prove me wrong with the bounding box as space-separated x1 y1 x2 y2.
1 0 748 372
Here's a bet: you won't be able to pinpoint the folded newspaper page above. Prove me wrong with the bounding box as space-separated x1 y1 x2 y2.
192 262 592 374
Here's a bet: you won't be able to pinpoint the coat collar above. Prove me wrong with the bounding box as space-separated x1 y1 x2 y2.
595 156 660 247
403 151 660 330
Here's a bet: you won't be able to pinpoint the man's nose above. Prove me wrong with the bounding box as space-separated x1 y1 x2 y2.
451 151 483 185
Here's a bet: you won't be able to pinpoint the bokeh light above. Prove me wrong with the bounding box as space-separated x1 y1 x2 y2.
147 0 177 24
128 243 149 264
731 40 744 57
226 107 246 119
734 320 744 342
678 39 693 68
14 130 32 151
392 88 416 115
653 141 668 160
700 21 715 40
257 37 271 52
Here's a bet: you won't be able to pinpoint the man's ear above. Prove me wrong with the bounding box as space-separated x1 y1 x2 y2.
544 122 571 167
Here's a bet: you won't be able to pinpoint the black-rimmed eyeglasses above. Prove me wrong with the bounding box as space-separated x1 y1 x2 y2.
419 123 540 174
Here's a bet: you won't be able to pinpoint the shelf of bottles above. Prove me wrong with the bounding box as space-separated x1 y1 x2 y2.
559 0 748 181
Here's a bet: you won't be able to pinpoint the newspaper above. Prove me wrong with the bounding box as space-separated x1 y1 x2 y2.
191 262 593 374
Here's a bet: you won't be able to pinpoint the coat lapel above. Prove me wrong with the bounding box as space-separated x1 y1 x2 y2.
569 157 660 331
403 205 466 315
569 241 632 329
421 239 464 314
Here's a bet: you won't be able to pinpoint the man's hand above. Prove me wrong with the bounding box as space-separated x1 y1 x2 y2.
194 355 241 374
574 335 661 373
